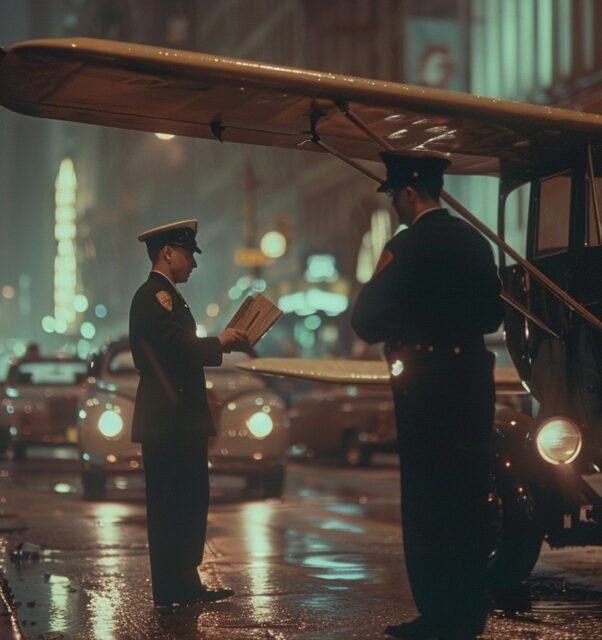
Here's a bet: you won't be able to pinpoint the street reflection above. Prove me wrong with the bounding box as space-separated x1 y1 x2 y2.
48 574 70 634
240 501 275 620
87 557 122 640
86 504 129 639
302 553 367 581
317 518 365 534
90 503 130 547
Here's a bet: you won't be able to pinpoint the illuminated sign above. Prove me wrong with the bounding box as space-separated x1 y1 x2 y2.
234 248 274 267
305 254 339 283
278 288 348 316
54 158 78 333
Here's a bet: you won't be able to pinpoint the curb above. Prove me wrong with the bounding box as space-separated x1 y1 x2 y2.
0 570 23 640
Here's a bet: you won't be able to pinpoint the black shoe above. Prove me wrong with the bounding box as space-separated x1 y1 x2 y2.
385 616 438 639
385 615 484 640
154 586 234 609
194 585 235 603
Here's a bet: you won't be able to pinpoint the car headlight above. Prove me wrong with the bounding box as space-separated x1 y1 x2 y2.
245 412 273 439
536 416 582 465
97 410 124 439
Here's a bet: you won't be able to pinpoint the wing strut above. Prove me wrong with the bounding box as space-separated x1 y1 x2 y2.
440 189 602 334
337 102 396 152
309 108 383 182
587 145 602 244
497 293 560 340
308 107 602 337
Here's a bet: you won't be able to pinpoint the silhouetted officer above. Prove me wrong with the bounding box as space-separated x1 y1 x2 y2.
129 219 248 608
352 152 504 640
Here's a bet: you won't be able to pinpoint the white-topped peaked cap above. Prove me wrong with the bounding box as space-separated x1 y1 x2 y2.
138 219 201 254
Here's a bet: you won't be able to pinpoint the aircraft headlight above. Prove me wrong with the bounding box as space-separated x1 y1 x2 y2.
245 412 273 439
98 410 124 439
535 417 582 465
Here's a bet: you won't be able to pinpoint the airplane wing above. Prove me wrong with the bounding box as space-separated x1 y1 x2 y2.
3 38 602 176
236 357 526 394
237 358 389 384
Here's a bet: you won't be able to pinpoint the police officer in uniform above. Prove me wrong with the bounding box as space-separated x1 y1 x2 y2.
129 219 249 608
351 152 504 640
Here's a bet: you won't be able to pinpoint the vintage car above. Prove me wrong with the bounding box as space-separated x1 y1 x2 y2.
77 339 288 500
288 384 396 466
287 353 531 468
288 341 520 466
0 356 88 460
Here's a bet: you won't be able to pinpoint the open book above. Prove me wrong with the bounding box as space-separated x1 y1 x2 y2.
226 293 283 348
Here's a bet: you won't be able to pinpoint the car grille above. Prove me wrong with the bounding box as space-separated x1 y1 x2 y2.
47 395 79 432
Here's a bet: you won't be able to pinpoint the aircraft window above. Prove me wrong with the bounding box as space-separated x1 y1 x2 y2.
586 177 602 247
503 183 529 265
536 174 571 257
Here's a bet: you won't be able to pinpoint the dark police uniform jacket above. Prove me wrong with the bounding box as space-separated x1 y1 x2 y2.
351 208 504 624
351 208 503 349
129 271 223 444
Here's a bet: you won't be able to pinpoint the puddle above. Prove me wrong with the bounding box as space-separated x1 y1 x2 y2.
527 576 602 615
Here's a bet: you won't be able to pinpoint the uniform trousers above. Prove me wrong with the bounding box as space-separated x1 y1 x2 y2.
141 434 210 605
391 350 495 627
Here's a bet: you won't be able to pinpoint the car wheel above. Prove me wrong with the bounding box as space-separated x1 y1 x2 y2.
263 469 285 498
245 470 285 499
12 442 27 462
0 427 10 455
82 471 107 501
486 477 543 596
342 430 370 467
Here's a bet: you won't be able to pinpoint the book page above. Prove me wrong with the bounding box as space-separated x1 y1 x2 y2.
226 293 283 347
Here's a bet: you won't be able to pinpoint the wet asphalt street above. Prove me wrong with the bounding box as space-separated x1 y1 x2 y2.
0 452 602 639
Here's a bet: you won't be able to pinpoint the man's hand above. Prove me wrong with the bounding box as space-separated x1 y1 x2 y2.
218 328 250 353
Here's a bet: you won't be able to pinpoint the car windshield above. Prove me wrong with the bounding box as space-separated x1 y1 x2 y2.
9 360 87 385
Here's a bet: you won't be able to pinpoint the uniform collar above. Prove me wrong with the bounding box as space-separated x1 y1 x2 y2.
149 269 178 291
412 207 447 226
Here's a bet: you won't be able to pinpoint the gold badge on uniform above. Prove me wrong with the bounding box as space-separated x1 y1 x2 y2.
155 290 173 311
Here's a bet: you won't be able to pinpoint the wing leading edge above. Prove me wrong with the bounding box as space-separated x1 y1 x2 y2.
3 38 602 175
236 357 525 394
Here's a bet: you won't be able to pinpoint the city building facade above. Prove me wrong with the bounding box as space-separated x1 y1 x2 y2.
1 0 601 365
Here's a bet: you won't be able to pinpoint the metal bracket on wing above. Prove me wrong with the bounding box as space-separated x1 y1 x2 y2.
306 103 602 338
308 107 383 183
210 119 226 143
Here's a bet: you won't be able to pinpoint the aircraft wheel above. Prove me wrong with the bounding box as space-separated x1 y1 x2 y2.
486 478 543 598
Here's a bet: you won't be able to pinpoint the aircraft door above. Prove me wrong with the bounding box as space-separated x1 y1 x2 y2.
500 172 573 416
500 159 602 444
499 180 533 383
569 148 602 444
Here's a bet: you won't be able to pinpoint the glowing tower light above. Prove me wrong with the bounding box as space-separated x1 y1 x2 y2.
54 158 78 331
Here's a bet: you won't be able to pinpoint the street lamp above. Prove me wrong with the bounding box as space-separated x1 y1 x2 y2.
260 230 287 258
